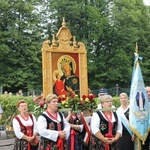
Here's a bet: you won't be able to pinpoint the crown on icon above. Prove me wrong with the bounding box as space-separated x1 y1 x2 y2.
60 58 71 65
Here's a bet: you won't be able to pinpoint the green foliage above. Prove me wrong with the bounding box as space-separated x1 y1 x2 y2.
112 96 120 108
0 0 42 93
0 0 150 94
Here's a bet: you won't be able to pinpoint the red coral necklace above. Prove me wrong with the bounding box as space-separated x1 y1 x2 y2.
46 110 57 120
20 114 29 121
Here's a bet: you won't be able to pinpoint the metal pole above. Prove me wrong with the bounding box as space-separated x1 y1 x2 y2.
116 84 119 96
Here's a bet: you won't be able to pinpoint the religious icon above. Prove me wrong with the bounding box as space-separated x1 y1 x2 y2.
53 55 79 96
135 88 145 111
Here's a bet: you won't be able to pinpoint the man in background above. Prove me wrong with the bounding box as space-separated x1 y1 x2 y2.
97 88 108 109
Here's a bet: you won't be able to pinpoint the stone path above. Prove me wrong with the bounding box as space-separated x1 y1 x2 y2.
0 138 14 150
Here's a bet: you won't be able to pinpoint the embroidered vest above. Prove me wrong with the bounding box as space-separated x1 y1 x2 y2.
41 112 64 131
96 111 118 136
15 114 34 136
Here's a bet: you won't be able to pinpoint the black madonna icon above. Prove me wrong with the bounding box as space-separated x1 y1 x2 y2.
53 55 79 96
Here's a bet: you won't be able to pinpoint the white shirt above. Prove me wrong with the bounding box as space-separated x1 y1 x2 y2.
90 111 122 135
13 114 38 139
37 111 70 142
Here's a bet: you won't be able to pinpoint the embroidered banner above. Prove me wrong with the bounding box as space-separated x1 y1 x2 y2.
129 49 149 144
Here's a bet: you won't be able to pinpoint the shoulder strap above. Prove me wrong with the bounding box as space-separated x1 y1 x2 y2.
15 114 34 127
58 112 64 130
58 112 63 121
15 116 23 127
96 111 101 119
41 113 50 121
113 111 118 123
41 112 64 129
41 113 52 129
29 114 34 125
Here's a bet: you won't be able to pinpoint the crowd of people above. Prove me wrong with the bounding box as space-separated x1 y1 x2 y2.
0 86 150 150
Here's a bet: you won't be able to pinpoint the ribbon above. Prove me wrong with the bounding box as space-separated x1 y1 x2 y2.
105 133 114 150
80 112 91 144
26 126 32 150
71 129 76 150
27 142 30 150
116 107 132 136
57 138 64 150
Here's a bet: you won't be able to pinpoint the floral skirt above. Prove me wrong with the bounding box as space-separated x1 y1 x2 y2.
38 137 67 150
89 135 119 150
13 139 38 150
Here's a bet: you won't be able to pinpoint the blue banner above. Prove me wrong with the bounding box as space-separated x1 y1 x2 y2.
129 53 149 143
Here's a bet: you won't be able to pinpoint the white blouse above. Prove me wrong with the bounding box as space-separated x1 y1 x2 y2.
90 111 122 136
13 114 38 139
37 111 70 142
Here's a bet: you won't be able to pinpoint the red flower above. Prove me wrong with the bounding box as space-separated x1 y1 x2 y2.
58 97 62 103
82 95 87 100
39 100 44 108
58 95 66 102
88 94 93 100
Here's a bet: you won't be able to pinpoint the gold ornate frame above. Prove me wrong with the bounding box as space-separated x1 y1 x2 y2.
41 18 88 98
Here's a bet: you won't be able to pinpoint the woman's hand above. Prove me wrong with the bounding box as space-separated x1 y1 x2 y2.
27 136 35 142
102 137 110 144
58 131 66 138
131 134 135 141
107 137 117 144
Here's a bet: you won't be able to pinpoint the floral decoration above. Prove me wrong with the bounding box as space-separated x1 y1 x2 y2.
33 93 99 113
33 94 46 116
58 94 99 112
58 94 81 111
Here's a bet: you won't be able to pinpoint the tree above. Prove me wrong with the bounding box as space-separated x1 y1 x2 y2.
0 0 42 94
0 0 149 93
40 0 150 90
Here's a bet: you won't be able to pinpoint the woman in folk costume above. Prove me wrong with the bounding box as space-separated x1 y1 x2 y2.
116 93 135 150
66 111 84 150
13 100 39 150
90 95 122 150
37 94 70 150
66 111 92 150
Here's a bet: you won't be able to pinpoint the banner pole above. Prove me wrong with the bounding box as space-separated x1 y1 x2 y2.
137 138 141 150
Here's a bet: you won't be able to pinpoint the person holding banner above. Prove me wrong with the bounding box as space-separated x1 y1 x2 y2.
90 95 122 150
117 93 135 150
37 94 70 150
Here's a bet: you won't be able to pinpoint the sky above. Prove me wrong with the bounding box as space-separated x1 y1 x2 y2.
143 0 150 5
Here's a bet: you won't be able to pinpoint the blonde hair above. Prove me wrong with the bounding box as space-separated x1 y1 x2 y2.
119 92 128 99
45 94 58 103
100 95 112 103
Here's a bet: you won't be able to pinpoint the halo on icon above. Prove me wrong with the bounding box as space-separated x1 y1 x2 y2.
57 55 76 74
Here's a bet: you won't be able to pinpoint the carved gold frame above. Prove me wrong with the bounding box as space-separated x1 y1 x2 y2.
41 18 88 98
